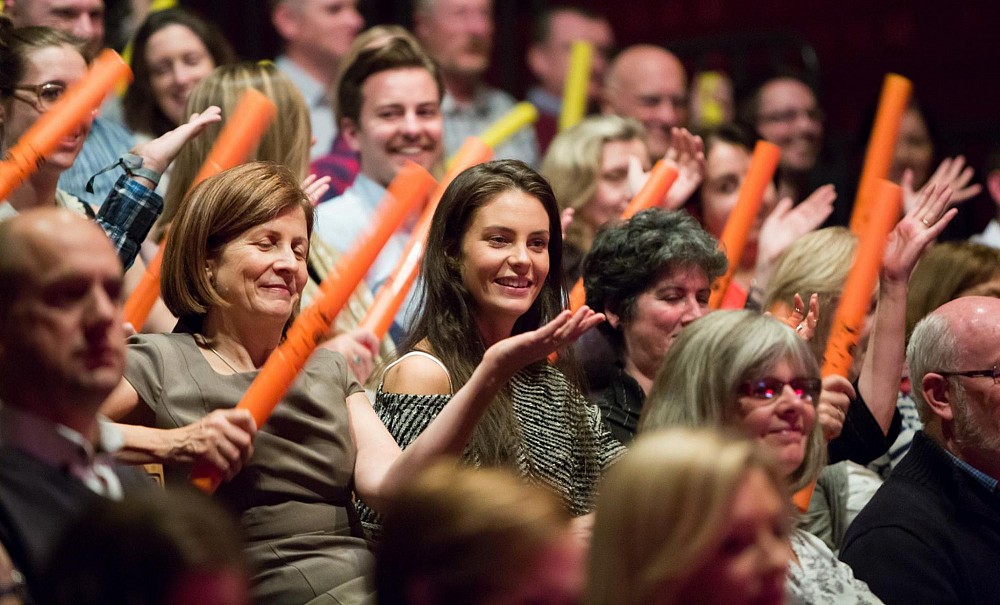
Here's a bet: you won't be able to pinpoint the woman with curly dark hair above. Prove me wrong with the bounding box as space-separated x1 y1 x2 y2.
579 209 727 443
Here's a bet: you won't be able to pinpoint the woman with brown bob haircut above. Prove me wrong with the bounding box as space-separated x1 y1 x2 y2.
103 161 599 604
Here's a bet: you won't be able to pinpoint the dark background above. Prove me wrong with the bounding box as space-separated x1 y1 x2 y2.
173 0 1000 231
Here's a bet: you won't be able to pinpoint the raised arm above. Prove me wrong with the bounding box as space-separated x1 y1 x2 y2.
95 107 222 268
350 307 604 512
858 184 955 433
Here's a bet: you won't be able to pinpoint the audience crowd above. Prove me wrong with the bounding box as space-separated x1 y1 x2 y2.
1 1 999 604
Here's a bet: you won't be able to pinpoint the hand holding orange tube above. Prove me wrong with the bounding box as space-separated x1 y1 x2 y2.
192 161 436 492
123 90 278 329
849 74 912 235
708 141 781 309
0 49 132 201
822 180 902 378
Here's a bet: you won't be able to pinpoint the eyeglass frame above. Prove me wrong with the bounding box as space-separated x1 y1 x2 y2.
936 366 1000 384
11 81 68 112
737 377 823 402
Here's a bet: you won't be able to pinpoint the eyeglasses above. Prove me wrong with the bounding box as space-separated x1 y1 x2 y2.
12 81 67 111
938 366 1000 385
757 107 825 125
739 377 822 402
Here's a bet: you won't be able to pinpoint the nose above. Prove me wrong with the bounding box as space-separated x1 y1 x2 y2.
73 15 99 44
346 5 365 33
401 110 421 136
84 283 118 336
467 11 492 37
678 295 705 326
173 62 197 88
758 529 791 579
508 243 530 271
653 100 679 129
272 245 299 273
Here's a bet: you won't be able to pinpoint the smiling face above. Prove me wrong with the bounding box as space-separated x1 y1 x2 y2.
6 44 91 173
755 78 823 175
146 23 216 126
344 67 443 187
460 190 551 342
670 468 791 605
737 359 818 478
206 206 309 325
578 137 649 232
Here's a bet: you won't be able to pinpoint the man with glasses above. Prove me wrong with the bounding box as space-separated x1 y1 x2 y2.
840 296 1000 605
743 75 843 208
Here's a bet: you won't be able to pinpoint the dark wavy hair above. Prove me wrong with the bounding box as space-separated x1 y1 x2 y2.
402 159 568 464
582 208 726 349
122 8 235 137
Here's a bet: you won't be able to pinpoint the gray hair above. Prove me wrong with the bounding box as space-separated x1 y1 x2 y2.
906 313 960 425
640 310 826 491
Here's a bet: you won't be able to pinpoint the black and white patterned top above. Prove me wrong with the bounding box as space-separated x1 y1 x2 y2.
357 358 625 534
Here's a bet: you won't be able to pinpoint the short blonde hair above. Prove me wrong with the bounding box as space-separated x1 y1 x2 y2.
161 162 313 321
587 427 788 605
377 461 571 605
158 62 312 234
639 310 826 491
763 227 857 364
540 115 646 253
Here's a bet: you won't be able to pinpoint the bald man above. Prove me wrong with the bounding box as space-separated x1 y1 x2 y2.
0 209 150 599
841 296 1000 605
602 44 688 160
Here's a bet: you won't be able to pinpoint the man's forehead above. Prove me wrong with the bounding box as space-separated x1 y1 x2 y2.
29 0 104 14
9 212 119 277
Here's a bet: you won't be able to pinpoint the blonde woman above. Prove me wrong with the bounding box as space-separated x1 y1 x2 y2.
378 462 583 605
540 115 647 278
640 310 882 603
588 427 790 605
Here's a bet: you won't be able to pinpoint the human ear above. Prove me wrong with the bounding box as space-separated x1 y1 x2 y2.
340 118 361 153
921 373 955 422
604 306 621 329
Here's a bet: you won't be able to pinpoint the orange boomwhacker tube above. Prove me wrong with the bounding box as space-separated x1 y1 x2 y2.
621 161 679 219
190 89 277 188
122 90 278 329
192 161 436 492
0 50 132 201
848 74 912 235
822 179 902 378
359 137 494 339
708 140 782 309
567 162 681 312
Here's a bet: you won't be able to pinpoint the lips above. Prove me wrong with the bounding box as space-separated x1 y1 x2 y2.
767 426 804 443
495 276 532 288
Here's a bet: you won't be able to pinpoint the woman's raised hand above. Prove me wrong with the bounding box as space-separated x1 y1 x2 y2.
483 306 605 373
132 106 223 175
301 174 332 205
901 156 981 214
882 182 955 286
